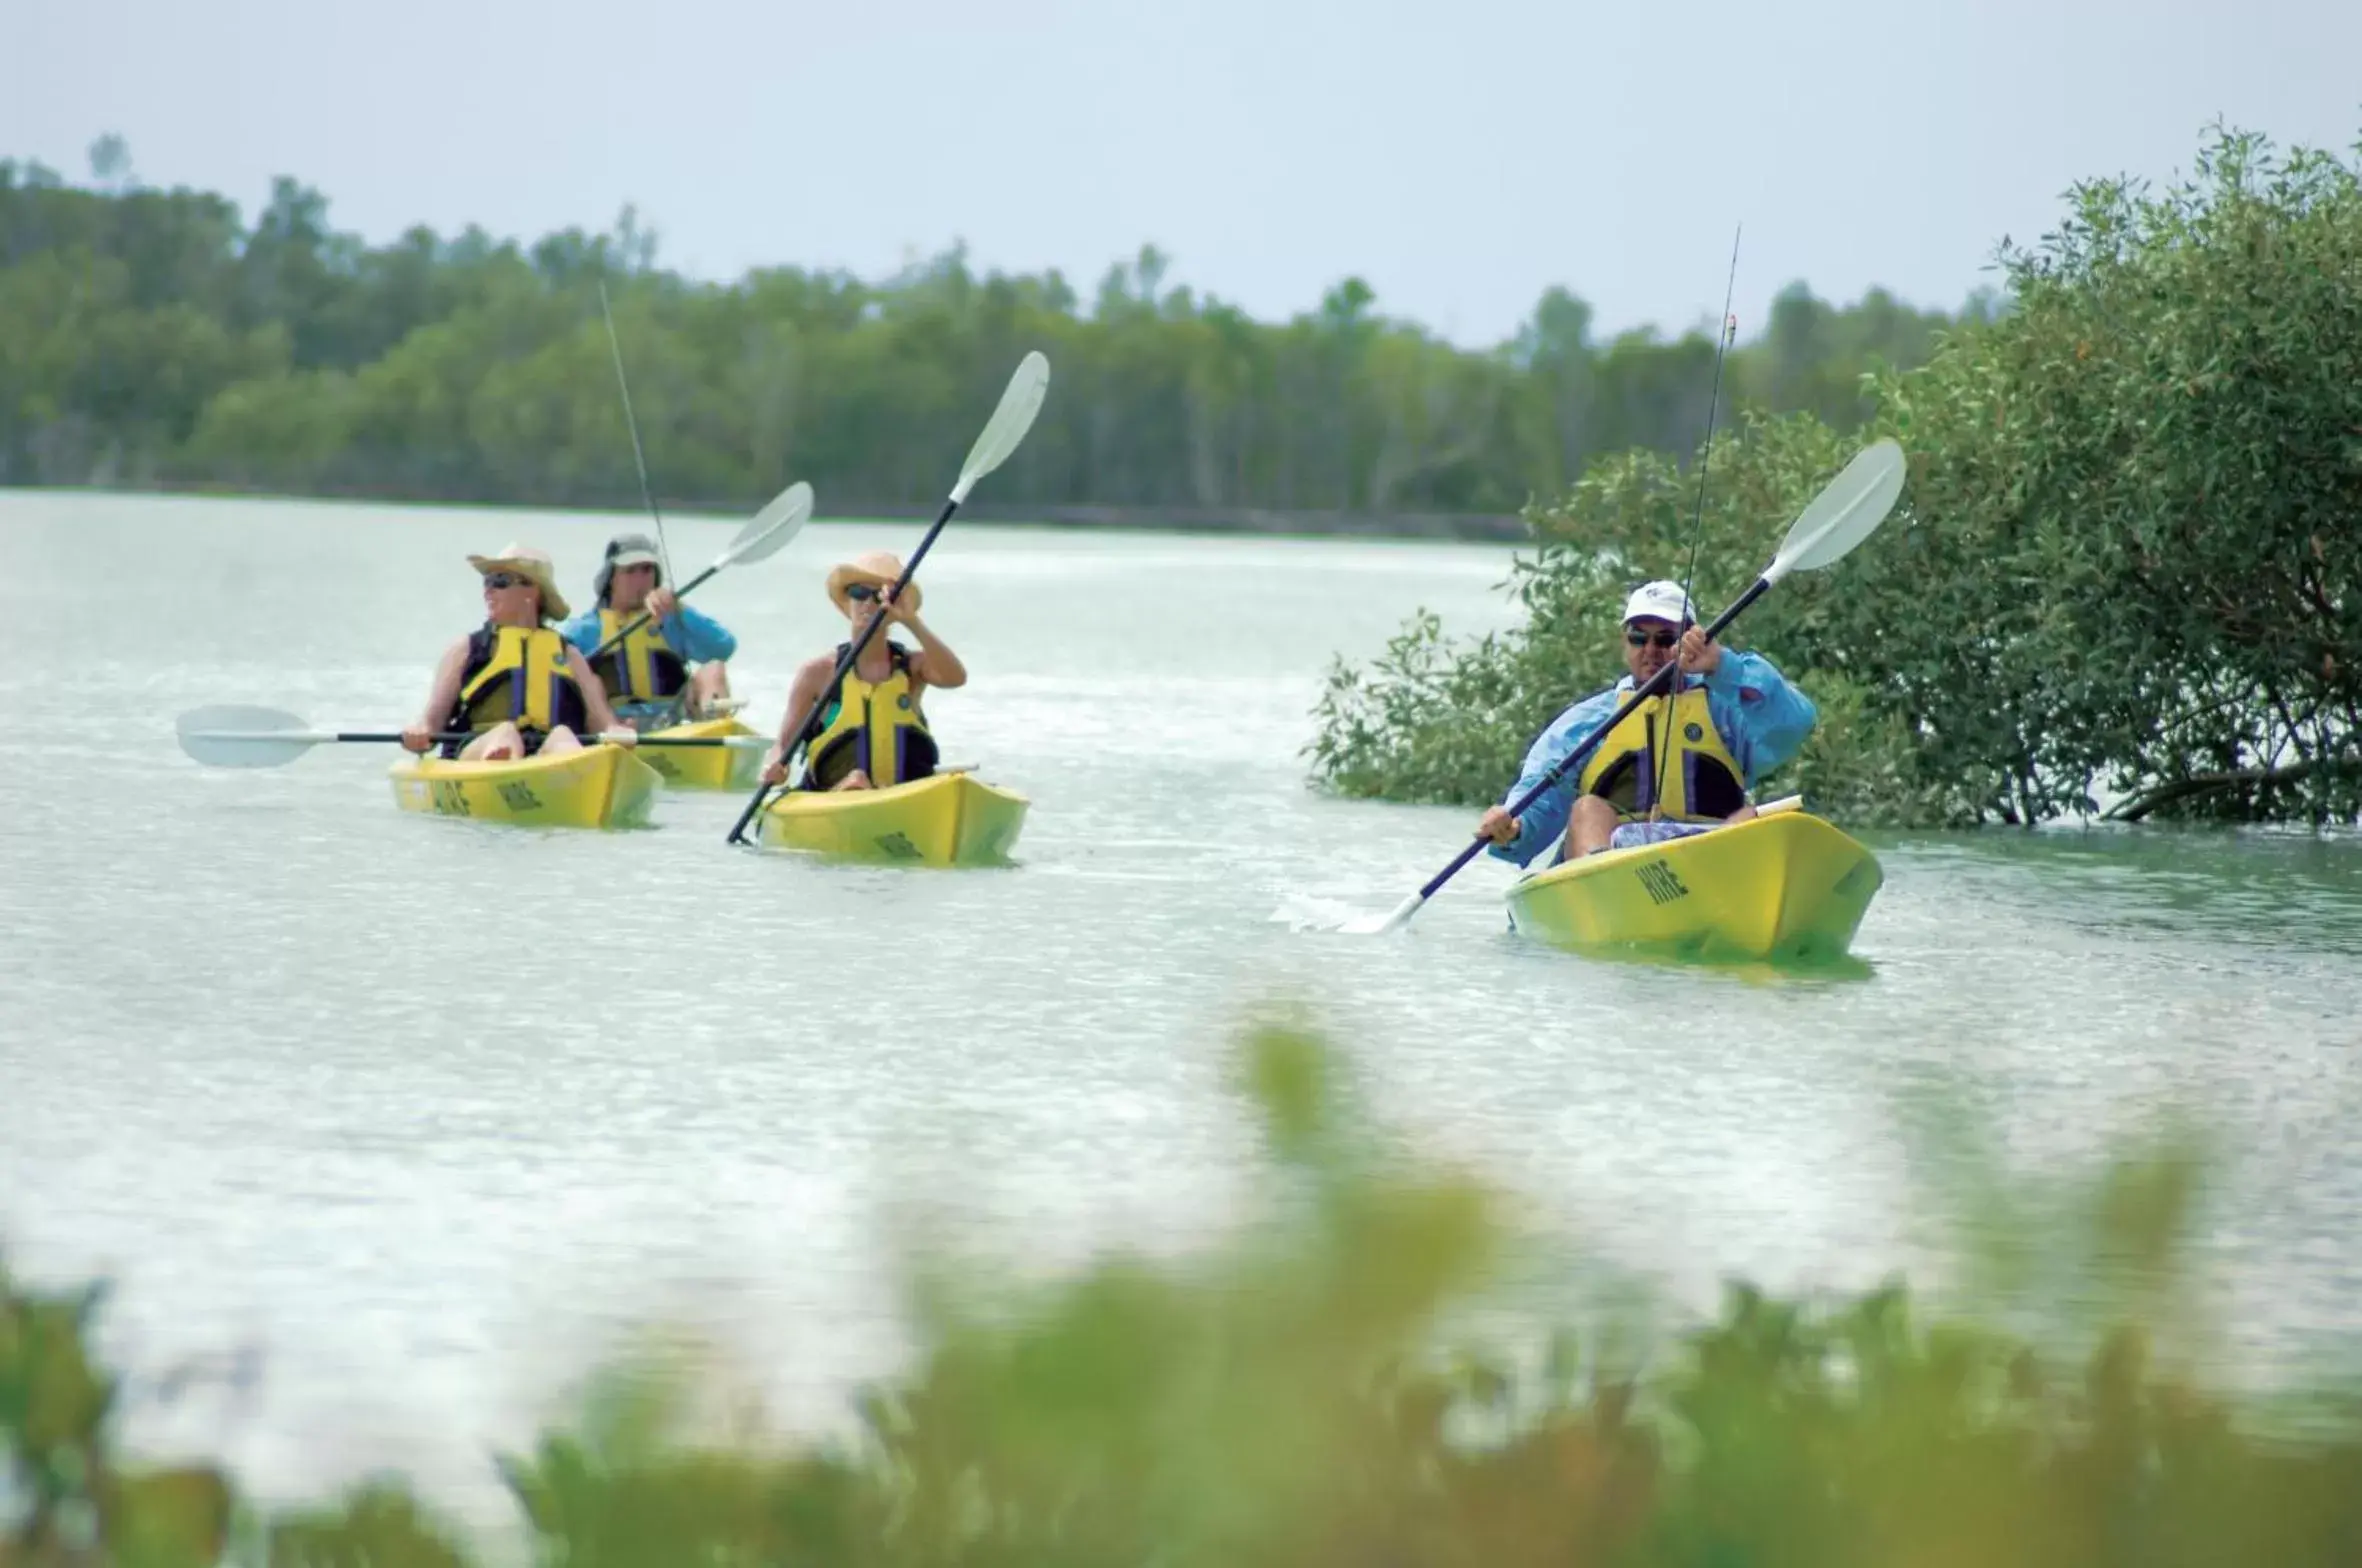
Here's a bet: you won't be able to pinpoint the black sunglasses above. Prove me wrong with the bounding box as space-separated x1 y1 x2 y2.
1625 628 1680 649
483 572 533 590
844 583 880 602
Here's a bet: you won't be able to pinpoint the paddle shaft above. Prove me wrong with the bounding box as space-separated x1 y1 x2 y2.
724 495 962 843
197 728 756 749
1414 574 1772 902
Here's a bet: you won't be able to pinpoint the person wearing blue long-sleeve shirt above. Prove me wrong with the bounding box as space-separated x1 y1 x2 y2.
1475 579 1817 869
555 532 743 730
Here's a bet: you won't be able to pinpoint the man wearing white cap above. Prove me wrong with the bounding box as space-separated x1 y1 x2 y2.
1474 578 1817 865
555 532 741 730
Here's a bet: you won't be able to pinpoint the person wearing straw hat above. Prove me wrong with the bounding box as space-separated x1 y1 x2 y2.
758 550 968 792
1473 578 1816 866
400 542 637 762
555 531 741 731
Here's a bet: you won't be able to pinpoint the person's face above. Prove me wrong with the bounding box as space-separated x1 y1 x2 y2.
843 581 883 633
1623 617 1679 682
612 561 658 610
483 570 542 624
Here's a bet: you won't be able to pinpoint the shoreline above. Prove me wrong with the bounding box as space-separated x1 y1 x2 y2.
2 479 1535 544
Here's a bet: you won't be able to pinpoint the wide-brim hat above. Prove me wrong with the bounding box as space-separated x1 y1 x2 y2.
825 551 920 617
466 541 570 621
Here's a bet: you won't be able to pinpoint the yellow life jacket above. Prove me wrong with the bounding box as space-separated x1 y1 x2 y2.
589 607 689 704
799 642 939 790
1577 683 1749 822
444 624 588 756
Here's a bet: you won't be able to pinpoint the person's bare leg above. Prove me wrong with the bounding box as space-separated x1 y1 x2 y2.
1563 794 1618 859
462 722 523 762
688 663 731 719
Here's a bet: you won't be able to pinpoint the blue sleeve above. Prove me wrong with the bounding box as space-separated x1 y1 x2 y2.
554 609 600 654
1488 687 1621 867
663 604 737 663
1705 651 1817 785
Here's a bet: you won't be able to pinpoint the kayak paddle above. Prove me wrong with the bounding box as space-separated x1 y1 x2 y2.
724 350 1052 844
175 705 765 769
588 479 814 662
1339 436 1909 936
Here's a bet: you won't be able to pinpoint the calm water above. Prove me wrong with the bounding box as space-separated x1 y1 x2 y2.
4 490 2360 1515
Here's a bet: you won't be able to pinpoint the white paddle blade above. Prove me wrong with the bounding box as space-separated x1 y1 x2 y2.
1765 438 1907 583
176 705 318 768
1341 892 1424 936
721 480 813 568
949 351 1051 504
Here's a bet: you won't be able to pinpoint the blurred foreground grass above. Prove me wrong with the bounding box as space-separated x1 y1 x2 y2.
7 1019 2361 1566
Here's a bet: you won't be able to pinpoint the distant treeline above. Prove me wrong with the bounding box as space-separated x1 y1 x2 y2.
0 135 1990 521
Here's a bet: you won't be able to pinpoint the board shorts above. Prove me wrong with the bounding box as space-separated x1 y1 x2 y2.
1607 819 1721 852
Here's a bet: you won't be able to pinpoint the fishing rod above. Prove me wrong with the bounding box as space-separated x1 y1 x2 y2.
1646 225 1742 823
598 277 677 584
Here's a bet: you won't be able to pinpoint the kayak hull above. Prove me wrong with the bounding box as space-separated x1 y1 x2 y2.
755 770 1028 866
1504 808 1881 963
636 714 763 791
389 743 662 830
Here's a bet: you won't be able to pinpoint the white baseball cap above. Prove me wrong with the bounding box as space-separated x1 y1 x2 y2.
1622 579 1694 626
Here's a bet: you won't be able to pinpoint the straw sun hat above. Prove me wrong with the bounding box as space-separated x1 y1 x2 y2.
825 551 920 617
466 542 570 622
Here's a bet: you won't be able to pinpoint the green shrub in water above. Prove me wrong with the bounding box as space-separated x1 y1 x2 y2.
7 1019 2362 1565
1312 119 2362 828
1307 411 1962 828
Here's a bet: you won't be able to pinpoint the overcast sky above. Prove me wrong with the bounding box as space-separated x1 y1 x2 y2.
10 0 2355 348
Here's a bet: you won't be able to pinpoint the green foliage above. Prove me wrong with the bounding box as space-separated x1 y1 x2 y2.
1862 122 2362 825
1314 119 2362 826
9 1015 2362 1565
0 1266 234 1566
0 151 1960 515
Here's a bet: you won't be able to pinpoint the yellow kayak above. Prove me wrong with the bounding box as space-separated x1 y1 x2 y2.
389 742 662 830
1503 800 1881 963
755 769 1028 866
635 713 764 791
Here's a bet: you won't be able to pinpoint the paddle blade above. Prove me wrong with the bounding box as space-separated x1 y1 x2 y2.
1340 892 1423 936
949 351 1051 504
720 480 813 568
1766 438 1907 582
176 705 317 768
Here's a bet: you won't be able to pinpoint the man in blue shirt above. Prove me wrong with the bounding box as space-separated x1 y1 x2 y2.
557 532 742 730
1475 579 1817 868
